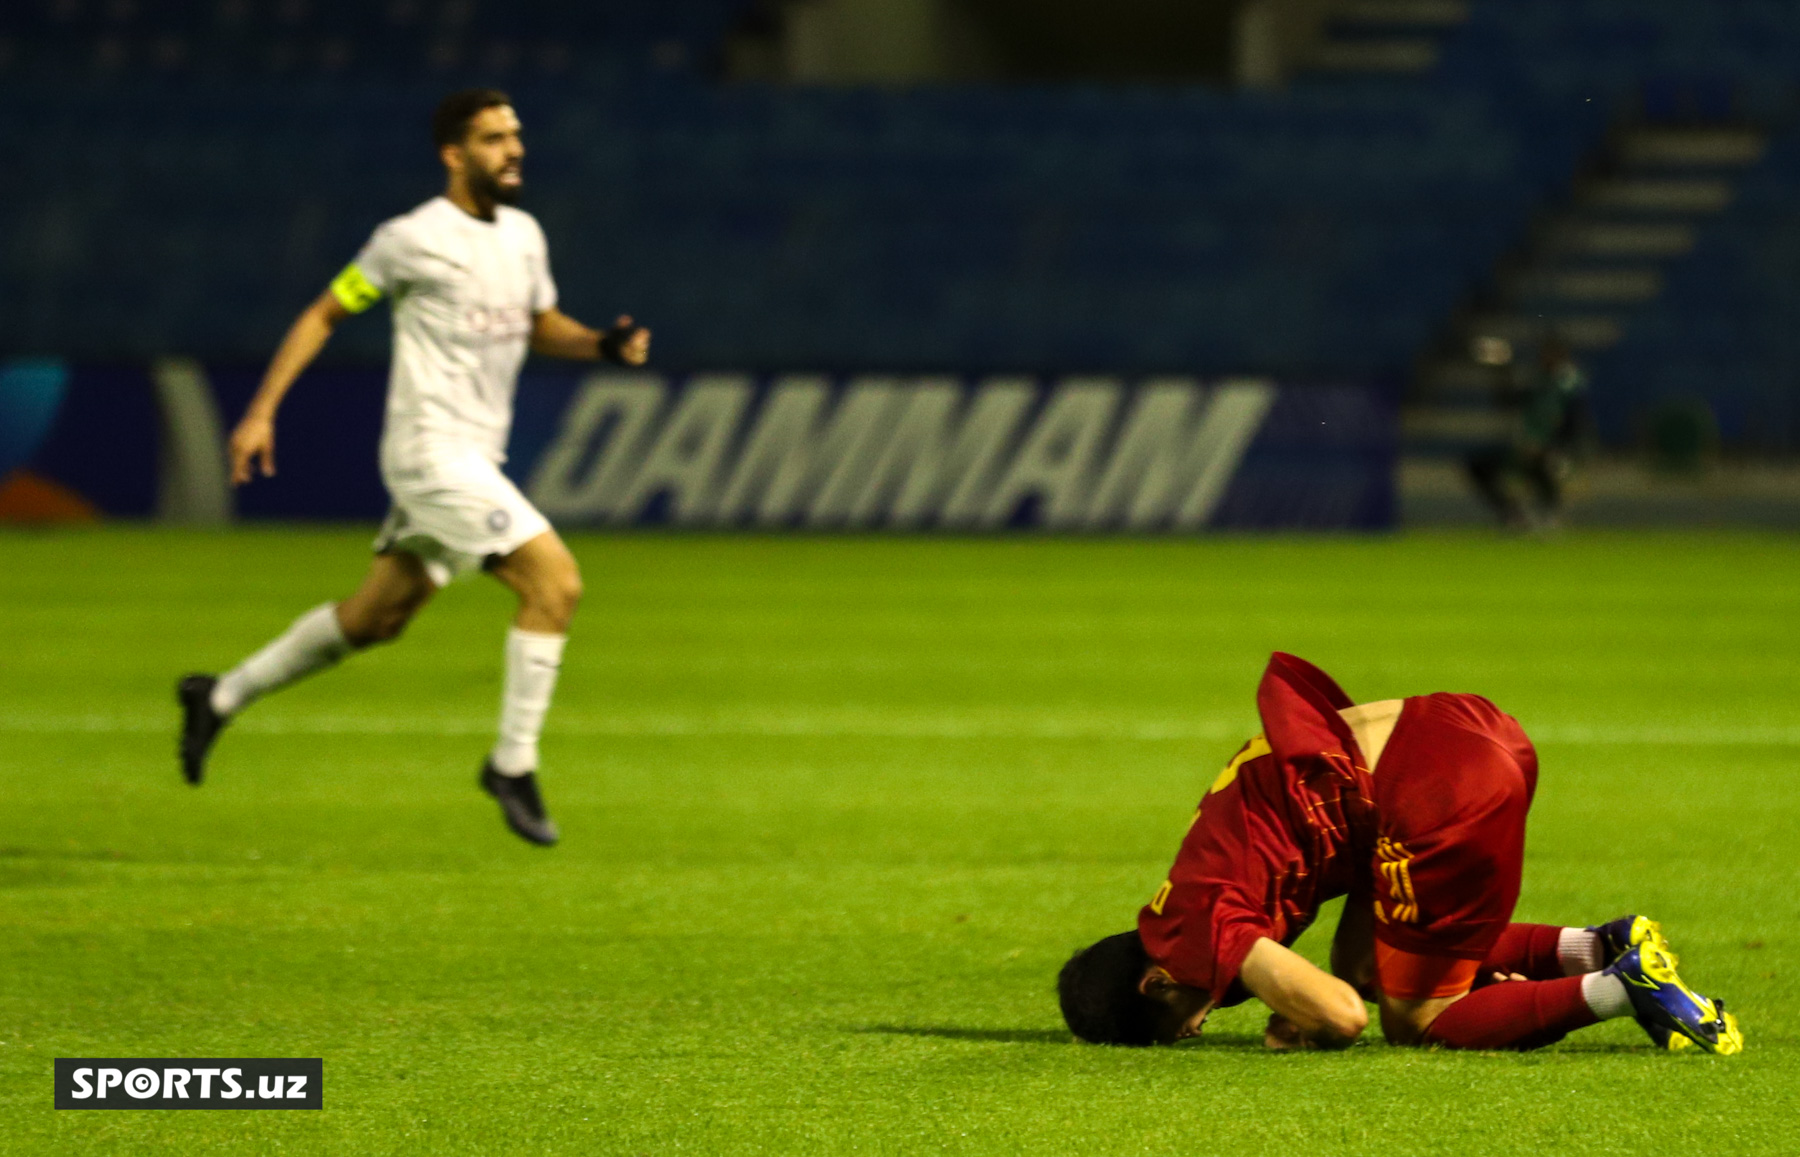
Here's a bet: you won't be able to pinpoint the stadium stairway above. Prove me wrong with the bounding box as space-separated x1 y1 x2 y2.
1386 0 1800 469
1404 117 1769 460
1398 110 1797 527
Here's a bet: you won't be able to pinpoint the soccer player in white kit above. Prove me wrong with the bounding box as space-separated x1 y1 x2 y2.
177 89 649 846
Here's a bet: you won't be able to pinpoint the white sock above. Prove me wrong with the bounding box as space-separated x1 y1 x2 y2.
1581 971 1632 1020
211 603 352 717
490 628 566 776
1557 927 1605 976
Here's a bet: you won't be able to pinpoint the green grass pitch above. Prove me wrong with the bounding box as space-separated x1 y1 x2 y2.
2 527 1797 1154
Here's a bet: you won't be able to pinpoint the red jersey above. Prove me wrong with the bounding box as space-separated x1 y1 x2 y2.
1137 653 1376 1004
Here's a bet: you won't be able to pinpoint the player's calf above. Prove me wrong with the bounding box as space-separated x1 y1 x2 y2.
1408 976 1600 1051
337 602 417 647
336 553 437 646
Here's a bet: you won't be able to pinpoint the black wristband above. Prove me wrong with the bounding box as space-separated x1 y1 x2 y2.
598 323 636 364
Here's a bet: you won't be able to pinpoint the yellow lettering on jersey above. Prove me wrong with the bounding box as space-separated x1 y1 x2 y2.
1209 733 1271 797
1375 837 1420 924
329 263 384 314
1150 880 1173 915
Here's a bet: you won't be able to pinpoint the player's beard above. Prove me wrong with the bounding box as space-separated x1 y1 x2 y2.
470 162 523 206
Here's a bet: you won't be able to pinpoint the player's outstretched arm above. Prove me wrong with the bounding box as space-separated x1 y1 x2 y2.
531 310 651 365
230 290 350 485
1238 937 1369 1049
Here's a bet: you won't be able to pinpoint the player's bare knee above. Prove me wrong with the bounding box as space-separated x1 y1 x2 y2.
536 572 582 628
1378 1004 1437 1047
548 590 580 631
517 579 579 633
1381 1021 1426 1047
554 572 583 619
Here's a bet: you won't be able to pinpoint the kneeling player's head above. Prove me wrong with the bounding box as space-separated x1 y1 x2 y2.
1058 930 1166 1046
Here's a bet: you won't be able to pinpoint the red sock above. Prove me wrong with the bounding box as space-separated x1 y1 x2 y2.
1424 976 1598 1051
1476 923 1566 984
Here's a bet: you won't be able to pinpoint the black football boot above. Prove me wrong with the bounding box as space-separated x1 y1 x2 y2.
479 761 559 846
177 674 228 785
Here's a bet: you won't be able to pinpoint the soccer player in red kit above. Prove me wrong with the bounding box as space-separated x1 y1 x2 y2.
1058 653 1743 1053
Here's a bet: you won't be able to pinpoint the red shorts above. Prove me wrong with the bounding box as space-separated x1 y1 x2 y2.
1369 692 1538 999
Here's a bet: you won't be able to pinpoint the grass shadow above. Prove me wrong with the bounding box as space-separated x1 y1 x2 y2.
0 845 136 862
856 1025 1074 1044
1539 1041 1668 1055
852 1025 1270 1050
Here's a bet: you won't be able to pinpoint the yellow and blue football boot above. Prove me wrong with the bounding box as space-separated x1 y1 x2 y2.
1608 941 1743 1055
1588 914 1674 967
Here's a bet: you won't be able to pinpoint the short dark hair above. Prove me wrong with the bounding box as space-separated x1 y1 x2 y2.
1058 930 1162 1046
432 88 512 149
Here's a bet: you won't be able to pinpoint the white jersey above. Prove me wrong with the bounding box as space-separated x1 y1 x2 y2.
331 196 557 471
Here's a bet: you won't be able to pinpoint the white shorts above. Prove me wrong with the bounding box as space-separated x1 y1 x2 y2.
373 451 551 587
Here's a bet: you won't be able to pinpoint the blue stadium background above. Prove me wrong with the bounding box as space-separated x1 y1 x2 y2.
5 1 1800 448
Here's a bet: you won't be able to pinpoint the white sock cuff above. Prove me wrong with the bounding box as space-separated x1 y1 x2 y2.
306 602 352 653
507 627 567 657
1557 927 1605 976
1581 971 1632 1020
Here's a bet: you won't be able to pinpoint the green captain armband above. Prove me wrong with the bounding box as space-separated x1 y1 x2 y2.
329 263 384 314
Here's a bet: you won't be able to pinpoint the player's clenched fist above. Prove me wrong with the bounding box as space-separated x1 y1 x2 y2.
603 314 651 366
1264 1013 1307 1050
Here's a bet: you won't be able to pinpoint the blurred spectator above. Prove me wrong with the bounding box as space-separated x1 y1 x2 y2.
1467 339 1593 530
